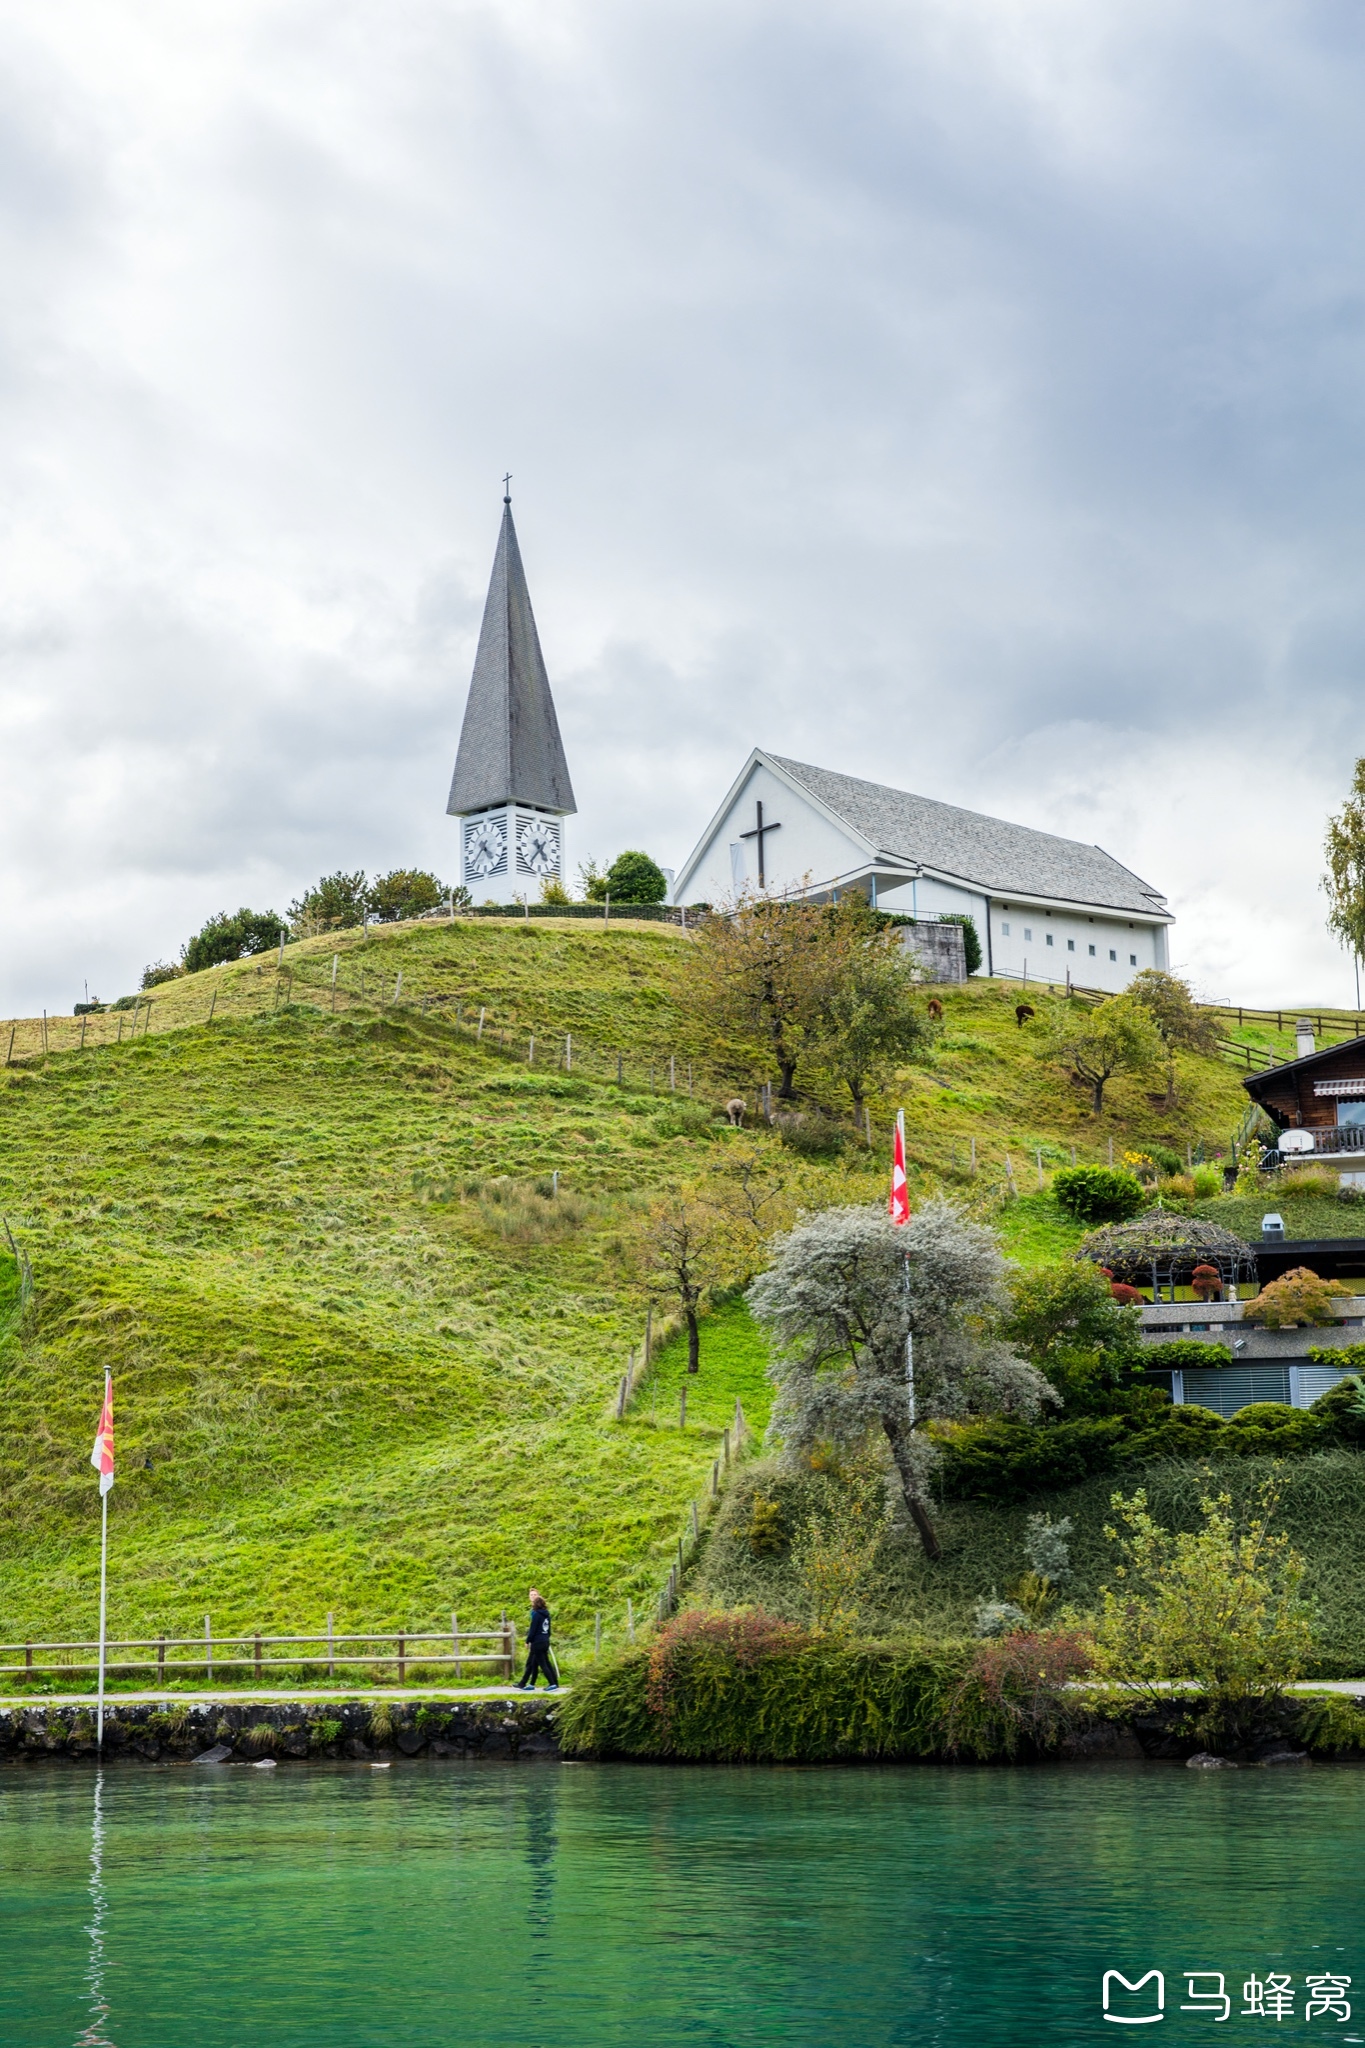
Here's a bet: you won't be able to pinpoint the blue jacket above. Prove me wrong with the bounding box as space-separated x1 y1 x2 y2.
528 1605 551 1647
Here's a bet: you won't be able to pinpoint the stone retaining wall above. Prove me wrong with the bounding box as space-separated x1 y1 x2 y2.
0 1697 560 1764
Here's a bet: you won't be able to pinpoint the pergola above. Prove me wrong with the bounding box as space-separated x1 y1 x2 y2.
1074 1212 1257 1301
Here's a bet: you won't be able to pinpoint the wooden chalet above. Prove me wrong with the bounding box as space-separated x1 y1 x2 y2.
1243 1022 1365 1173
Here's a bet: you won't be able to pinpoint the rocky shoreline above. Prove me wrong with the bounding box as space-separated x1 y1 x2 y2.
0 1697 561 1764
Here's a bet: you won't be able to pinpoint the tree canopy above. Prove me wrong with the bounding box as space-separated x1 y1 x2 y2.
182 907 288 973
1043 994 1163 1114
748 1200 1055 1558
1323 757 1365 966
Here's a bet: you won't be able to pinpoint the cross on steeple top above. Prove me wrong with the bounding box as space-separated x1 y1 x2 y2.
502 473 513 504
739 799 781 887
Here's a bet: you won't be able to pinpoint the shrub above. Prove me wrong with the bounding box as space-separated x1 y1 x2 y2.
942 1630 1095 1759
1125 1403 1226 1458
183 908 288 973
773 1112 846 1159
1092 1480 1312 1746
652 1100 722 1141
73 1001 105 1016
558 1622 977 1762
1309 1374 1365 1446
1224 1402 1321 1454
1191 1165 1224 1198
140 961 185 989
1144 1339 1233 1368
1243 1267 1353 1329
1191 1264 1223 1301
1110 1282 1146 1305
934 1417 1127 1501
936 912 982 973
1052 1166 1146 1224
583 851 668 903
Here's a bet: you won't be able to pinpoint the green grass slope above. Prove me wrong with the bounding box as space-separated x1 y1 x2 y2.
0 920 1290 1666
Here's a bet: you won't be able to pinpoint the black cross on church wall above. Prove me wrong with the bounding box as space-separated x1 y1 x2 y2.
739 799 781 887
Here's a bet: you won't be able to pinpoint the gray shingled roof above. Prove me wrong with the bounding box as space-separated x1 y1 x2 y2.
447 503 576 817
768 755 1167 915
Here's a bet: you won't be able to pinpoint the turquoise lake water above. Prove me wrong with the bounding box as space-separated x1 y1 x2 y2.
1 1760 1361 2046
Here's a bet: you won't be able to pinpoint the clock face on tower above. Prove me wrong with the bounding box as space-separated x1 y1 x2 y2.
517 816 560 877
464 817 507 878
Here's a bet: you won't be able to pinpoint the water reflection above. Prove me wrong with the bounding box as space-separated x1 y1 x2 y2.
74 1771 114 2048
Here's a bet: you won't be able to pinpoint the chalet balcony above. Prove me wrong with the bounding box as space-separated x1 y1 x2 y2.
1281 1125 1365 1157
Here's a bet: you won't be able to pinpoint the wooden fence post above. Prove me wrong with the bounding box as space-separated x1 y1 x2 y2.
691 1501 700 1539
453 1611 461 1680
157 1635 167 1685
205 1615 212 1685
669 1054 676 1091
254 1634 263 1683
326 1611 334 1680
477 1007 485 1039
627 1598 635 1643
24 1643 32 1672
710 1460 719 1496
617 1050 623 1084
396 1632 406 1686
501 1610 513 1682
594 1612 602 1658
679 1386 686 1429
616 1373 629 1419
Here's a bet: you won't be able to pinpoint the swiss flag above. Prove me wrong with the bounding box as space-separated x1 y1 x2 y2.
889 1110 910 1226
90 1375 114 1497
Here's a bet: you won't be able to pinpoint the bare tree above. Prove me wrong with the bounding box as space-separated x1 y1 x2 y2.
748 1202 1056 1560
640 1194 741 1374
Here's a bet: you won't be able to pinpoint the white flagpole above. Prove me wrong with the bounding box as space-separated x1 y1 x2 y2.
96 1484 109 1750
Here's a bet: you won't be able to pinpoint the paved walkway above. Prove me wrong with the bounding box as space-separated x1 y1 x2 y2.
0 1685 569 1708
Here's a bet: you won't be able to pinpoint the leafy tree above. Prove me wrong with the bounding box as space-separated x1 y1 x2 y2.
140 960 184 989
1043 994 1163 1114
288 870 368 935
182 908 288 974
818 936 936 1108
639 1193 743 1374
603 850 668 904
366 869 448 923
1051 1164 1146 1224
937 912 982 974
1323 757 1365 978
1127 968 1218 1104
1242 1265 1352 1329
1092 1481 1311 1747
539 876 572 906
685 898 859 1100
997 1261 1144 1412
748 1200 1056 1560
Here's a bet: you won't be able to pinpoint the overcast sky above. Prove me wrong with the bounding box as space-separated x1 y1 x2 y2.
2 0 1364 1012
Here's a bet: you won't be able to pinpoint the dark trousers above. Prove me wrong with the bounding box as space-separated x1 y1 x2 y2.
519 1643 558 1688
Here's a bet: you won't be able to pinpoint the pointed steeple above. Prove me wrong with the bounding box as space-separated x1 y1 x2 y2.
446 495 576 818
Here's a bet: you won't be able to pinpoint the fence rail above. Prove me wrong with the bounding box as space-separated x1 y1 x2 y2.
0 1621 516 1687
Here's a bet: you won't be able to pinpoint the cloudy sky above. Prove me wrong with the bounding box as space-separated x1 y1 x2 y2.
2 0 1364 1013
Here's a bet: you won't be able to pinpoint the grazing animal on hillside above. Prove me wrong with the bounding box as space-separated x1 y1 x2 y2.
926 998 943 1021
1015 1003 1035 1029
725 1097 747 1127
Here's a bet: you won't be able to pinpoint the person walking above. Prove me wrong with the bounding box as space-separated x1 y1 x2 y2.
514 1589 559 1690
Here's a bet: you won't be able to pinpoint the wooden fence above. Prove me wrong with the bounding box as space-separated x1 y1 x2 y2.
0 1617 515 1687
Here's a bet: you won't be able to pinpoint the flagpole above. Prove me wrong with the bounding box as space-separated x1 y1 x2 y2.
96 1484 109 1750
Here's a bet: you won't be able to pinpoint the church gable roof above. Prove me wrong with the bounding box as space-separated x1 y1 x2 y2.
447 502 576 818
766 754 1168 916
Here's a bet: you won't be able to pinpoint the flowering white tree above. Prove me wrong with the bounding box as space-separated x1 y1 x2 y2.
748 1200 1056 1559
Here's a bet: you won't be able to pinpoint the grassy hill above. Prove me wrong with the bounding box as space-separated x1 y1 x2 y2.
0 920 1342 1678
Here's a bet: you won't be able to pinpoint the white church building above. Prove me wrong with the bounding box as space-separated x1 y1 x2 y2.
672 750 1172 993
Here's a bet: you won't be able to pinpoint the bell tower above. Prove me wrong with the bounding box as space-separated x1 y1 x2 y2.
446 487 576 902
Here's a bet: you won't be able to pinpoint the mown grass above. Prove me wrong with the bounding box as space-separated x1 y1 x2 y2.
0 920 1299 1673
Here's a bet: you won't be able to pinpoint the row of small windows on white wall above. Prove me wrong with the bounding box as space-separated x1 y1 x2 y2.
998 922 1137 967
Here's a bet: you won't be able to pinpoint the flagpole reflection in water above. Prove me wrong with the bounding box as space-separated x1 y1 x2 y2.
75 1771 115 2048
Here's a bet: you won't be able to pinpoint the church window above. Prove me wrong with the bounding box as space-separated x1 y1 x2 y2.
1088 945 1096 957
1109 950 1117 961
1067 939 1075 952
1046 933 1054 947
1000 922 1011 936
1023 927 1033 942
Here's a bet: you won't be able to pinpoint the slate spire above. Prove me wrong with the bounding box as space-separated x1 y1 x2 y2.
446 494 576 818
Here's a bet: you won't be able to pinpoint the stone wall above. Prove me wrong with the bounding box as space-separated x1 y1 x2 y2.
0 1696 560 1764
898 920 967 984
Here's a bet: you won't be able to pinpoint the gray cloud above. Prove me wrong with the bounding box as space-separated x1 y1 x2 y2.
2 0 1364 1010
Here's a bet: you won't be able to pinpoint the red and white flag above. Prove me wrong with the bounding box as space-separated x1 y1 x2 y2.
889 1110 910 1227
90 1375 114 1497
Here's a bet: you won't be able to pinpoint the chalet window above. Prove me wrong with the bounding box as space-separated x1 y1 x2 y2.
1338 1102 1365 1128
1001 922 1011 936
1109 950 1117 961
1067 939 1075 951
1046 933 1054 947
